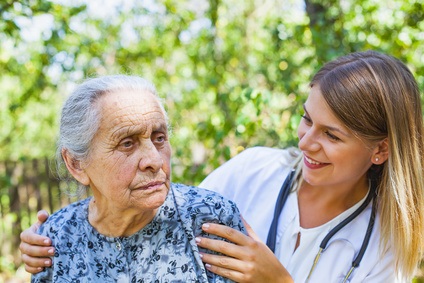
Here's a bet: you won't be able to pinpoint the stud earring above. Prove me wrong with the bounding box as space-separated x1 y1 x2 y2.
375 157 379 162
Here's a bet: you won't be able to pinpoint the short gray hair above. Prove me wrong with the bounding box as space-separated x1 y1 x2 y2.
56 75 166 195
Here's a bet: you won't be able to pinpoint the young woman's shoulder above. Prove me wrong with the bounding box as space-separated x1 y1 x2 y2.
234 146 298 162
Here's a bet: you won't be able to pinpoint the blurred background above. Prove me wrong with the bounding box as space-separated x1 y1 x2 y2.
1 0 423 282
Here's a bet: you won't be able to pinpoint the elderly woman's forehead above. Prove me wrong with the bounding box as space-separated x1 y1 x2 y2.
97 89 161 108
107 88 156 99
96 89 166 124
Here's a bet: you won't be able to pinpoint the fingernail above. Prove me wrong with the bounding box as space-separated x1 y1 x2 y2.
43 239 50 244
202 223 210 230
48 248 54 255
199 253 203 258
195 237 201 243
44 260 50 265
205 263 212 269
37 267 43 271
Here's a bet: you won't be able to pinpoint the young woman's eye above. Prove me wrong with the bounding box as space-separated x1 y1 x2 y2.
301 115 312 124
325 131 341 141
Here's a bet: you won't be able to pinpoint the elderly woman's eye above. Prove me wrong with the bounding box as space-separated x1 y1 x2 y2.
152 132 167 144
120 140 134 148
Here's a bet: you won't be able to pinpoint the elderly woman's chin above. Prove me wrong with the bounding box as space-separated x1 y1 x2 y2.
128 180 171 209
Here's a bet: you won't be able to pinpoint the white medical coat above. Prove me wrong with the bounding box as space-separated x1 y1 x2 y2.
199 147 402 283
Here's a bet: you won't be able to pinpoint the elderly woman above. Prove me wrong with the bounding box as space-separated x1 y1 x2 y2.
31 75 245 282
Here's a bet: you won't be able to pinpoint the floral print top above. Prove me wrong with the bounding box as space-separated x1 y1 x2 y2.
31 183 246 283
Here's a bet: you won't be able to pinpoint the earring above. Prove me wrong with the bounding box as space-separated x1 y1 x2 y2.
375 157 379 162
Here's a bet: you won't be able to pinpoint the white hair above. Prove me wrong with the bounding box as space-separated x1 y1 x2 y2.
56 75 167 195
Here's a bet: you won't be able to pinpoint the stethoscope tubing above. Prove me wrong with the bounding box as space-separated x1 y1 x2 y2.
266 171 377 282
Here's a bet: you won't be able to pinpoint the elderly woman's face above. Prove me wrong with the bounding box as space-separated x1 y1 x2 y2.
81 89 171 212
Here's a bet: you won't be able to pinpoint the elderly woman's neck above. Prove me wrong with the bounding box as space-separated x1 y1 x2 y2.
88 198 157 237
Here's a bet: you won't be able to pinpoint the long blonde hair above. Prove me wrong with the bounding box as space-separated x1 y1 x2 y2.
305 50 424 278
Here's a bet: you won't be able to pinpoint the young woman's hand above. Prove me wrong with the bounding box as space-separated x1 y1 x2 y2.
195 218 293 283
19 210 54 273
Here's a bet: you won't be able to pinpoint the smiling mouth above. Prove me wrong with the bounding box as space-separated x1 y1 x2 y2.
304 155 326 165
303 155 329 170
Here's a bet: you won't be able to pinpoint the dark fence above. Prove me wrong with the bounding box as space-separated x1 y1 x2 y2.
0 158 86 268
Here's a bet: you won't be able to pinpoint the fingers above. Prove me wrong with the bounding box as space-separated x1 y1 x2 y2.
18 210 53 274
19 240 54 258
201 223 253 246
198 222 293 283
37 210 50 223
22 252 52 274
196 233 257 262
20 211 52 247
24 264 45 274
200 253 247 282
19 213 54 270
20 225 52 247
20 240 54 274
200 252 241 270
196 236 237 258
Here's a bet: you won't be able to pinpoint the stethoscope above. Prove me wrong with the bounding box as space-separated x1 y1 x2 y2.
266 170 378 282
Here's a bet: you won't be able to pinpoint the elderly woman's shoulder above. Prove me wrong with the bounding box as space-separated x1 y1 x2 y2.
171 183 246 235
172 183 234 202
171 183 240 214
39 197 91 232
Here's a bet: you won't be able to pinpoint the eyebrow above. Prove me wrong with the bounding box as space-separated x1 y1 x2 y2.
111 121 168 139
152 123 168 133
303 104 351 137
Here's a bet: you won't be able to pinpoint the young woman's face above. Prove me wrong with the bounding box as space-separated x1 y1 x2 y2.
297 85 375 190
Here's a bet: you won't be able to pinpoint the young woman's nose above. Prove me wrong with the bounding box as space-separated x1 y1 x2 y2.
138 141 163 172
298 127 321 152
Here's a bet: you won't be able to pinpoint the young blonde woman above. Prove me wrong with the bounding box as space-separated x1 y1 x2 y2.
21 51 424 282
197 50 424 282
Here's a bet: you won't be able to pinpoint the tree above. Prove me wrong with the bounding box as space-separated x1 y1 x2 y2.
0 0 423 278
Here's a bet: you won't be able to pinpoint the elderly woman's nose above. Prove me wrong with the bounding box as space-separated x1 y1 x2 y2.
138 141 163 172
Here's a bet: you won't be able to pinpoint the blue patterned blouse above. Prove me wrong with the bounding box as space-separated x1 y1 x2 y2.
31 183 246 283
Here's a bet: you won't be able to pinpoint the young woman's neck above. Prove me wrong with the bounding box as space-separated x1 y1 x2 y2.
297 178 369 228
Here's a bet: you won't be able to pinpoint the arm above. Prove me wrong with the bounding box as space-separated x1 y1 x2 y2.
19 210 54 273
195 219 293 283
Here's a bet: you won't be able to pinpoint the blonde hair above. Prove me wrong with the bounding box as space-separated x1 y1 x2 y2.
306 50 424 278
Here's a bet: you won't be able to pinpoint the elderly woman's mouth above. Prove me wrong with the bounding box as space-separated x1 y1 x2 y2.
133 181 166 191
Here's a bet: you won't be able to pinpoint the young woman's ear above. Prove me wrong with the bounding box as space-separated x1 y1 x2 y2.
62 149 90 186
371 138 389 165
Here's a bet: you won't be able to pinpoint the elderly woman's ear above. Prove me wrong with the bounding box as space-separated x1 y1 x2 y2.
62 149 90 186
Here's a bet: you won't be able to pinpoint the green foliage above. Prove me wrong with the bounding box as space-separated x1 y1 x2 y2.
1 0 424 183
1 0 423 181
1 0 424 280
